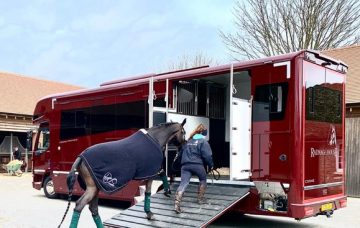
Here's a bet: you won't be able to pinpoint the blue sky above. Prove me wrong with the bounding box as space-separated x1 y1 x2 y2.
0 0 236 88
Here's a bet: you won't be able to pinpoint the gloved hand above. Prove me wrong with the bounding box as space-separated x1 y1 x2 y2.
164 189 171 197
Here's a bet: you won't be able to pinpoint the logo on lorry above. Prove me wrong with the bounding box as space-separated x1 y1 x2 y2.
103 172 118 187
310 147 338 157
310 124 338 158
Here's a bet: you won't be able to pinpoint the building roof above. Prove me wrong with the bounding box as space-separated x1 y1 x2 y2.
0 71 83 115
322 44 360 103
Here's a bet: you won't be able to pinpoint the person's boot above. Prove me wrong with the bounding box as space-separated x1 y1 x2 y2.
174 191 184 214
197 184 207 204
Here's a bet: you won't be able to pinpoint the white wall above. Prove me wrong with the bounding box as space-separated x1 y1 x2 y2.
167 113 209 140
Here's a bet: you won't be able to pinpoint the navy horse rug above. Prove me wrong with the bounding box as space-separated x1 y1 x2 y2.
79 130 163 194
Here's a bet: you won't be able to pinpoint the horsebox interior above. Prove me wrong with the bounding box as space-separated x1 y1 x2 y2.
156 71 251 181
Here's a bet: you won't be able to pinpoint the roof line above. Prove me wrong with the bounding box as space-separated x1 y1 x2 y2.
100 65 210 87
322 44 360 53
0 70 84 89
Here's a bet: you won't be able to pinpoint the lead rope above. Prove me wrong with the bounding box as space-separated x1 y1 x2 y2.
208 168 220 185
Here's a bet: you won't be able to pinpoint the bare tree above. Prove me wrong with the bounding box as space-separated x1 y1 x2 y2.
165 52 217 71
220 0 360 60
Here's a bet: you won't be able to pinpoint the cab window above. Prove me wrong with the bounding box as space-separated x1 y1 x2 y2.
36 125 50 150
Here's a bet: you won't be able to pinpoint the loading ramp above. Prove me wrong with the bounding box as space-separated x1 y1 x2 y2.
104 183 249 228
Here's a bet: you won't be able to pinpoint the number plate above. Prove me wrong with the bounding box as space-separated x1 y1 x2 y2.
321 203 333 211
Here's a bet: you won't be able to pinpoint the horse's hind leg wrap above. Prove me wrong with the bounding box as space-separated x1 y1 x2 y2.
69 210 81 228
89 195 103 228
92 215 103 228
159 170 170 191
144 192 151 213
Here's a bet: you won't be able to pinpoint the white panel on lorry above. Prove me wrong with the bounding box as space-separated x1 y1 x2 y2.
167 113 210 140
230 98 251 180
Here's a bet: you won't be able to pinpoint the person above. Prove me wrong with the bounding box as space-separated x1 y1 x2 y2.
174 124 214 214
13 147 21 160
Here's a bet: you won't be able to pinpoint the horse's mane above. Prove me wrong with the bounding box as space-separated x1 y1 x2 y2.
153 122 177 128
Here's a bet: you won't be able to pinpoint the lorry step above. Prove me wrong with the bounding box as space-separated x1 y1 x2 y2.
104 183 249 228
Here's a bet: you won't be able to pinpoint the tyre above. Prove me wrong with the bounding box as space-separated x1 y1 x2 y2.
43 176 58 199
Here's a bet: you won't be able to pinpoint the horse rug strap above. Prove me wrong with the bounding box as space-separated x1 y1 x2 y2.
80 131 163 194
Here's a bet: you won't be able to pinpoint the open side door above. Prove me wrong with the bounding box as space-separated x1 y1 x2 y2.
229 65 252 180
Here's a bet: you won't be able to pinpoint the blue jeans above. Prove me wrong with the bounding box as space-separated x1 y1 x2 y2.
177 163 207 192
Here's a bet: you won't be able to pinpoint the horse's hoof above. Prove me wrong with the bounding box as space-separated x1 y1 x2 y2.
164 189 171 197
146 211 154 220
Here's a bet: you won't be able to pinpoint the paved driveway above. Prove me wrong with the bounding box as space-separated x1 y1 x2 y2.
0 173 122 228
1 173 359 228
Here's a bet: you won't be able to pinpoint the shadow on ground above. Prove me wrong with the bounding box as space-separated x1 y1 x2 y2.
210 212 316 228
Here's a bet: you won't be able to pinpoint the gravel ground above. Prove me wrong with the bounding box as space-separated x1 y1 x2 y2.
1 173 359 228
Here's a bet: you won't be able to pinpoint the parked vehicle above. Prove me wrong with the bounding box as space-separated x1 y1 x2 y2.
31 50 347 219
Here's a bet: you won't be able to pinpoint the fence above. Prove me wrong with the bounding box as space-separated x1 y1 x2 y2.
345 117 360 197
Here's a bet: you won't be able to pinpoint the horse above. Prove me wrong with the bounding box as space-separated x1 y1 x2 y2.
58 119 186 228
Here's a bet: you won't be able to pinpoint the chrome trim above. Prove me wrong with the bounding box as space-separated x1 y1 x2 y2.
52 171 78 175
274 61 291 79
304 182 343 190
140 129 148 134
173 177 255 186
34 169 45 174
291 195 346 207
53 171 70 175
52 98 57 109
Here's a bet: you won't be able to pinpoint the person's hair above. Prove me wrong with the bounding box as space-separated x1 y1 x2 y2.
188 124 207 140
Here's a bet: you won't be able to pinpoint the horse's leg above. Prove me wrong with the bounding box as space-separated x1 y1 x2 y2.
159 169 171 197
69 163 98 228
144 179 154 220
89 193 103 228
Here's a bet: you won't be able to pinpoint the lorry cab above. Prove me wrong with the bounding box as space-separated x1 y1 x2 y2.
32 114 53 196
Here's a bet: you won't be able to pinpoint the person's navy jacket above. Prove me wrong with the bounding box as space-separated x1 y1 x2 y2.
180 134 214 169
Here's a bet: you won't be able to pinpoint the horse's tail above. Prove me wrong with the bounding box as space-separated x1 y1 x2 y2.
58 157 82 228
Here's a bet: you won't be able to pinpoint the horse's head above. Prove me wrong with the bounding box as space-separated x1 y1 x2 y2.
169 119 187 146
148 119 187 148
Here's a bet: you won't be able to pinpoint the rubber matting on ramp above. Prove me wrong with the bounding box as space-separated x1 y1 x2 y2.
104 183 249 228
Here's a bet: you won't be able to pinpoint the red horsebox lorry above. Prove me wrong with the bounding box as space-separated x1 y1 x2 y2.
31 50 347 220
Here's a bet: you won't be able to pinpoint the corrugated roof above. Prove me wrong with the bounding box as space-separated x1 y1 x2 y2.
0 71 83 115
322 44 360 103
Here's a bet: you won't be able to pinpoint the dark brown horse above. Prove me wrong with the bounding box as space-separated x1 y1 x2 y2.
58 120 186 228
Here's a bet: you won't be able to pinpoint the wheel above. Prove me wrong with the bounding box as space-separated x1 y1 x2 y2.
43 176 58 199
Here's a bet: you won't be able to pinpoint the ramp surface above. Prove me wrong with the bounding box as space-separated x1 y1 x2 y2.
104 183 249 228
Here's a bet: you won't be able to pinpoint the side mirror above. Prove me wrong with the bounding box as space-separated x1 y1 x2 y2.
26 131 32 151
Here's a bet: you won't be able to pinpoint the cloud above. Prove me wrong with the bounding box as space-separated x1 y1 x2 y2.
0 24 22 39
25 42 94 85
0 1 236 88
